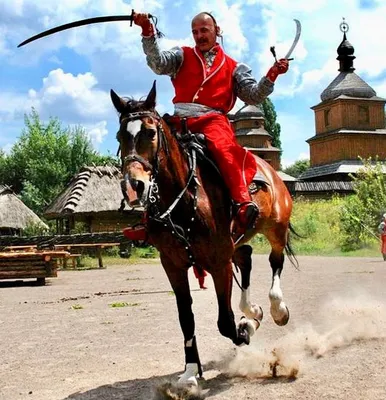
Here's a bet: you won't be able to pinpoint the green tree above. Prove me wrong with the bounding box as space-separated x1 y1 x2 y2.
262 98 282 152
1 109 117 215
339 158 386 251
0 149 6 184
283 159 310 178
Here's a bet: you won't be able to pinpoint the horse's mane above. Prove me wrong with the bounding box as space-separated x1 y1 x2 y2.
118 97 155 117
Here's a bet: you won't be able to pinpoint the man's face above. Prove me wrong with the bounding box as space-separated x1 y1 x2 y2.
191 16 218 52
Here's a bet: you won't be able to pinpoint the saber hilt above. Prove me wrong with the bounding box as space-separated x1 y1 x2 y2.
270 46 294 62
270 46 278 62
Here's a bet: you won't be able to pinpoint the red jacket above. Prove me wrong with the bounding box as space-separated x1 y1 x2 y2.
171 45 238 113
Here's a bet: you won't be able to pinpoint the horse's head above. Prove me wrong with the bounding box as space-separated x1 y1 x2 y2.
111 81 161 207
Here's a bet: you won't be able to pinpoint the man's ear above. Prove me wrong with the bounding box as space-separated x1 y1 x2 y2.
216 25 221 36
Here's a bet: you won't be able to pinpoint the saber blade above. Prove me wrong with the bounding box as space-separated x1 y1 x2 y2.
284 19 301 59
18 15 134 48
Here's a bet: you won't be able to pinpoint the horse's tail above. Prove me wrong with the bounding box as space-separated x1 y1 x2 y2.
285 222 300 270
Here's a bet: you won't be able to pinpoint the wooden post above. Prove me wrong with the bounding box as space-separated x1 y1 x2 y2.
97 246 103 269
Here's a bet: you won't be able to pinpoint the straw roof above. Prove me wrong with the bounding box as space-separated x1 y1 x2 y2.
0 185 48 230
44 166 138 218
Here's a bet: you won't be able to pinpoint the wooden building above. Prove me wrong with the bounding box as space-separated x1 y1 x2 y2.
0 185 48 236
44 166 142 234
300 20 386 182
230 104 281 170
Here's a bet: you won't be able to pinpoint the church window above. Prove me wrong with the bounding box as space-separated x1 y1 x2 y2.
324 109 330 127
358 105 369 124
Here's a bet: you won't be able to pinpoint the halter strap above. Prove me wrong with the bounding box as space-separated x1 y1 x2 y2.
124 154 153 172
120 111 157 123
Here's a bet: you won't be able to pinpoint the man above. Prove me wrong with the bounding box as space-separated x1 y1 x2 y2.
132 11 289 241
378 213 386 261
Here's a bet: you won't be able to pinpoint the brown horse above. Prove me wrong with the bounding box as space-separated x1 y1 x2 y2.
111 82 296 386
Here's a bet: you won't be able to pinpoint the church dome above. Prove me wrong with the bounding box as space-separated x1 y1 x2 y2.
233 104 264 121
321 72 376 101
320 20 377 102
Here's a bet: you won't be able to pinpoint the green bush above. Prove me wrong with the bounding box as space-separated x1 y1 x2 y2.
250 195 379 256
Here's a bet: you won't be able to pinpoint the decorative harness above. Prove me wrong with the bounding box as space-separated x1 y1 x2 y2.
118 109 246 290
119 110 207 268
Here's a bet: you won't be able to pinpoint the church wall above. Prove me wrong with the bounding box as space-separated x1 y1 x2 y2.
248 150 280 170
237 136 271 148
233 119 262 130
314 102 343 134
310 134 386 166
313 100 385 135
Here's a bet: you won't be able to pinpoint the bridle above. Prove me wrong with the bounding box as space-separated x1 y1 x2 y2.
118 110 163 173
117 109 202 267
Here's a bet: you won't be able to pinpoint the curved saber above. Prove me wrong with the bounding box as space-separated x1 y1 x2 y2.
18 14 140 48
284 19 301 59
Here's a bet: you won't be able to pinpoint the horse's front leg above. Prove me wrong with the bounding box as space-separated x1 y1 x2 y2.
268 247 290 326
212 260 257 346
161 255 202 386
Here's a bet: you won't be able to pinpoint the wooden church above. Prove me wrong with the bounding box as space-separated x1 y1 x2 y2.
300 19 386 182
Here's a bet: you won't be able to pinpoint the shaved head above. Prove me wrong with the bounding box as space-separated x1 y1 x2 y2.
191 12 216 26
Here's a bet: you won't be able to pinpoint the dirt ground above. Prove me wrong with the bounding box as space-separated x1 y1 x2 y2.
1 255 386 400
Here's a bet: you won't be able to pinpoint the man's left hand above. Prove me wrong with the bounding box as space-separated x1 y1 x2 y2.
266 58 290 83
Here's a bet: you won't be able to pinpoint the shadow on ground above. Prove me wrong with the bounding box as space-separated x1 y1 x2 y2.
62 360 295 400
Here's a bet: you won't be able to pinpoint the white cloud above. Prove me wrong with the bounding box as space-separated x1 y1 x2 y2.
27 68 112 123
82 121 108 145
195 0 248 59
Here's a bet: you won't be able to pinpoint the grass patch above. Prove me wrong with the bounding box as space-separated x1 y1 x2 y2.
251 197 382 257
70 304 83 310
109 302 140 308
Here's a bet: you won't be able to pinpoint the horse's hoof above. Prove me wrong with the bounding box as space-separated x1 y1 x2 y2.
235 320 251 346
178 363 199 386
273 306 290 326
253 305 264 321
178 375 198 386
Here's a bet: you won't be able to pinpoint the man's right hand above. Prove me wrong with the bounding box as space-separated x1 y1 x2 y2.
133 12 154 37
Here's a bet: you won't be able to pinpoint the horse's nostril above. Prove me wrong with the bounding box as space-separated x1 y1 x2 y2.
130 178 139 190
136 180 145 198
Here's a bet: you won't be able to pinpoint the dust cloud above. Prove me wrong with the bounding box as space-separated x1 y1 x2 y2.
225 293 386 379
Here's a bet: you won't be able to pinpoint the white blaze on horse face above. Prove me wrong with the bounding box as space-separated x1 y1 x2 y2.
126 120 142 138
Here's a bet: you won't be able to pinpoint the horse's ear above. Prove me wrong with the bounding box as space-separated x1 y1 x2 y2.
110 89 126 113
144 80 157 109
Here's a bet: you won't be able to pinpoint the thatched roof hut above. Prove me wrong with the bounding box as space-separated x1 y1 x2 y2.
0 185 48 235
44 166 142 234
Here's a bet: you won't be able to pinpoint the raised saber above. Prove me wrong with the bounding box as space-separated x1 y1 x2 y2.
270 19 301 62
284 19 301 59
18 10 154 48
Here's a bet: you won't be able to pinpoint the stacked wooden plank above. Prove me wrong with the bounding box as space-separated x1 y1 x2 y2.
0 250 69 285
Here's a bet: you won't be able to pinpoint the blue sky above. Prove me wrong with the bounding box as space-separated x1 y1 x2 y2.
0 0 385 167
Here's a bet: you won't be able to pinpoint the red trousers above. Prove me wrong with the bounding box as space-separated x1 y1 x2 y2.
381 235 386 254
180 113 257 203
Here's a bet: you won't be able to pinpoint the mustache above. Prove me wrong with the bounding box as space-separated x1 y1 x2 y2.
198 39 208 44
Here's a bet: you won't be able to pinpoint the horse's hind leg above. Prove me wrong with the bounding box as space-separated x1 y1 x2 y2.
161 255 202 386
233 245 263 325
268 230 290 326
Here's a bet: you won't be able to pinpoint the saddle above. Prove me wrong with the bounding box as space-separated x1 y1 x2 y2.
163 114 270 194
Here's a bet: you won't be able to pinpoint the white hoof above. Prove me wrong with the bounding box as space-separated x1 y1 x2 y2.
237 316 258 337
177 363 199 386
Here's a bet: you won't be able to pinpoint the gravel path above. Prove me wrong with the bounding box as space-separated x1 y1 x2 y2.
0 255 385 400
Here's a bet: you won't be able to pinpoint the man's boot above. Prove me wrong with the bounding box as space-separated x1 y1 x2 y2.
232 201 259 245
